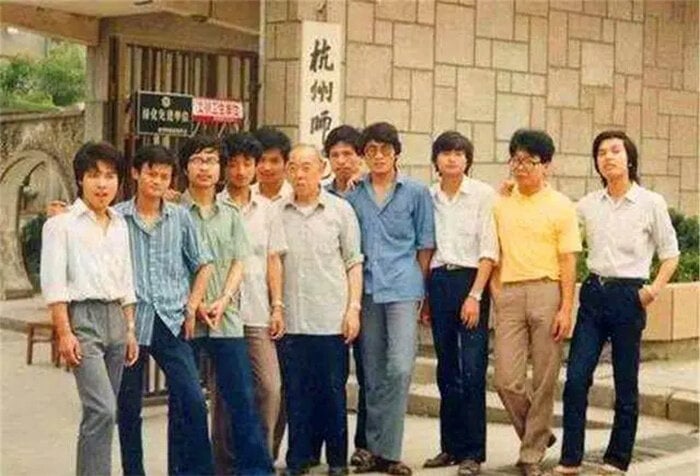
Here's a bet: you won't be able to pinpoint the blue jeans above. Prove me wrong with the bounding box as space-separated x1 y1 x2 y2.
560 276 646 471
278 334 349 471
428 267 489 462
117 316 213 476
360 296 419 461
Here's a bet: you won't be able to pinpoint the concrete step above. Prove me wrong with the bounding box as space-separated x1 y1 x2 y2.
346 376 613 429
351 355 700 426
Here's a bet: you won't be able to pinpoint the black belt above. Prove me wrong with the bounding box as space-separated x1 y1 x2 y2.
588 273 645 286
434 264 475 272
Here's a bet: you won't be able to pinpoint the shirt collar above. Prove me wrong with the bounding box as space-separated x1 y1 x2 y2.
220 188 260 215
430 177 472 201
281 188 328 211
70 198 116 219
181 190 221 216
601 182 640 203
512 183 551 200
121 197 174 217
361 172 405 190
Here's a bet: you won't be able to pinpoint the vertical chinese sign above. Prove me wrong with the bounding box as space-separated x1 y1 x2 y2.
299 21 341 152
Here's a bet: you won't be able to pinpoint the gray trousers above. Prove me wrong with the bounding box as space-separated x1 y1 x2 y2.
70 300 126 476
360 295 419 461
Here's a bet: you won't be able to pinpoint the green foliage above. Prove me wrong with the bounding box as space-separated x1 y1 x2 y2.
576 208 700 283
0 41 85 112
37 42 85 106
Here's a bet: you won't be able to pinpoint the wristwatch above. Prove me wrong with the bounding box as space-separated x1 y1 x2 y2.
468 290 483 302
271 299 285 309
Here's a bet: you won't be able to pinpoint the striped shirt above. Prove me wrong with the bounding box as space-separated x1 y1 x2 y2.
182 192 250 338
115 199 213 345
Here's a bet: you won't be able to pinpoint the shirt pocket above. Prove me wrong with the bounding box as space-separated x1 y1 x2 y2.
383 205 413 240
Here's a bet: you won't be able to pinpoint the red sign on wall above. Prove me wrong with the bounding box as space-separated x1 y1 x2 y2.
192 98 244 123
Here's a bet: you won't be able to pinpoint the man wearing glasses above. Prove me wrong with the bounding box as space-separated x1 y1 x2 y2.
491 129 581 476
345 122 435 475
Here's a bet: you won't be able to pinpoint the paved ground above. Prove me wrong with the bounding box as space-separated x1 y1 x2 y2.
1 330 698 475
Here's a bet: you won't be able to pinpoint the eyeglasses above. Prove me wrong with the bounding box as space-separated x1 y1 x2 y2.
508 156 542 169
189 156 220 167
364 143 395 158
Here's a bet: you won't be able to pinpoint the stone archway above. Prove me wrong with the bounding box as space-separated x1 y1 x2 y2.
0 150 73 298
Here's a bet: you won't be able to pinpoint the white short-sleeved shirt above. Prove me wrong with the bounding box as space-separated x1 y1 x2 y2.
430 177 499 269
217 190 288 327
576 183 680 279
40 198 136 306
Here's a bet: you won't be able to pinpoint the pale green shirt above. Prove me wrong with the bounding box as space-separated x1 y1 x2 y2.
182 192 250 338
280 190 363 335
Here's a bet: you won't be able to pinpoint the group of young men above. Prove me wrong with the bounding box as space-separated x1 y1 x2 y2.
42 120 680 476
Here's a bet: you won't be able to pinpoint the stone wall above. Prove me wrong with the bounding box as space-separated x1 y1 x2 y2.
263 0 699 215
0 110 82 298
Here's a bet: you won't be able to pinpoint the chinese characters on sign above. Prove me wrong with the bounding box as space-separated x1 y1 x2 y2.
192 97 244 123
299 22 341 152
135 91 193 136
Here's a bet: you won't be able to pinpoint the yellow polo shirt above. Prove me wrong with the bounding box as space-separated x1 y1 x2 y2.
493 185 581 283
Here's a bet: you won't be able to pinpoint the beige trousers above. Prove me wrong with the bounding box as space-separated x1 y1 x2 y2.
493 279 563 464
212 325 285 474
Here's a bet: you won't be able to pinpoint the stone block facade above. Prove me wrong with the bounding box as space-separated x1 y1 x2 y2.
263 0 699 215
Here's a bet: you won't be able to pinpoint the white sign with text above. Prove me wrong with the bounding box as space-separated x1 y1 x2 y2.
299 21 341 153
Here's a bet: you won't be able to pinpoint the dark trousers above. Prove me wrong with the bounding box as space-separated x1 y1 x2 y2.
311 337 367 461
117 317 213 476
186 337 274 475
428 267 489 462
278 334 349 471
561 276 646 471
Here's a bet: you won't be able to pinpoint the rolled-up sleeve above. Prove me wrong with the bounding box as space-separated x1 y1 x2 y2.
414 186 436 250
40 216 69 304
651 195 680 260
339 202 364 269
478 192 499 262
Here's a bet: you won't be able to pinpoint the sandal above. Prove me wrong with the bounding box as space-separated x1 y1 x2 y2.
458 459 481 475
350 448 373 467
386 461 412 475
354 454 385 474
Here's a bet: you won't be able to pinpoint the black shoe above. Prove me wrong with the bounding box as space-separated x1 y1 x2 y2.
423 452 458 468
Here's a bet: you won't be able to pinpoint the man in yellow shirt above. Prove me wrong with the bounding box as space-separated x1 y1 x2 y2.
491 129 581 476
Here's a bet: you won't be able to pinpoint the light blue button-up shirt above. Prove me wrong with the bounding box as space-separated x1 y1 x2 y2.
345 174 435 303
115 199 213 345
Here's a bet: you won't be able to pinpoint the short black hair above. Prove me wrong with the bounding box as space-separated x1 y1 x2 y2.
73 142 125 197
431 131 474 175
509 129 556 164
223 132 263 165
324 125 361 157
359 122 402 156
253 126 291 161
177 135 222 172
132 144 178 173
592 130 640 186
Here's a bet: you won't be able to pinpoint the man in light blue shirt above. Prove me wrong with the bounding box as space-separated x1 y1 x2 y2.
115 145 215 476
346 122 435 475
